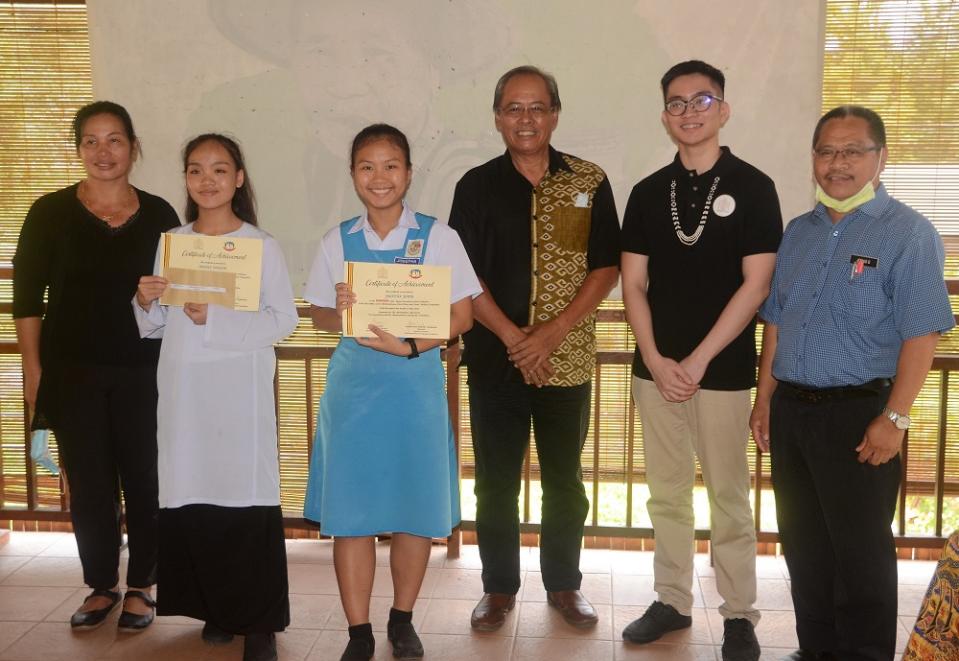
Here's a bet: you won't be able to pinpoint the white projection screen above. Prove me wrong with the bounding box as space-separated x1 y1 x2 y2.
86 0 824 293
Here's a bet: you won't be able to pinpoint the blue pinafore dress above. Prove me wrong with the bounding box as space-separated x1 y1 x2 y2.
303 214 460 538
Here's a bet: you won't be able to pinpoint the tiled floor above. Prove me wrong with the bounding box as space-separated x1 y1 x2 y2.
0 531 932 660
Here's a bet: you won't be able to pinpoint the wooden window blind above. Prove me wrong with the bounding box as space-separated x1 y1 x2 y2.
0 2 91 264
823 1 959 533
0 2 90 511
822 0 959 234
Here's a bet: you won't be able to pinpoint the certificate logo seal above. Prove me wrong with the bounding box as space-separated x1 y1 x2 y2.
713 194 736 218
223 241 236 251
409 268 423 279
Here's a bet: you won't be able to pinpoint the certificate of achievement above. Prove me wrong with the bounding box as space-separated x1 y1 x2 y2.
344 262 452 339
158 233 264 311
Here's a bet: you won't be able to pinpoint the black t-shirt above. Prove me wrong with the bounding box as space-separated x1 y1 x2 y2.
621 148 782 390
449 148 621 385
13 184 181 421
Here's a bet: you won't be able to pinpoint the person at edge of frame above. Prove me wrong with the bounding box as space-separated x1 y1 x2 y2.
750 105 954 661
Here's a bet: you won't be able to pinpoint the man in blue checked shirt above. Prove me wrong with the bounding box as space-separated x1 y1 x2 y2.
750 105 954 661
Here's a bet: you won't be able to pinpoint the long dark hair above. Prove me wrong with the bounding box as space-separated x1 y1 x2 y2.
182 133 257 225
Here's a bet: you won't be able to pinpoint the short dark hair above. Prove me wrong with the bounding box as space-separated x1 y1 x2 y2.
812 105 887 149
349 124 412 169
660 60 725 100
72 100 138 153
182 133 258 226
493 65 562 111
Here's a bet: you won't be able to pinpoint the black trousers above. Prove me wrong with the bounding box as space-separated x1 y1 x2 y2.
770 386 899 661
470 380 591 594
52 363 159 589
158 504 290 633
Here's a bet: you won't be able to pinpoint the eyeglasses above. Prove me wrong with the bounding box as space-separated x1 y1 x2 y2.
664 94 722 116
497 103 554 119
813 145 881 162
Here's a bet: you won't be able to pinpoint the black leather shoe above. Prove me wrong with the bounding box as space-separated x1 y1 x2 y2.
387 620 424 658
70 589 121 630
722 618 760 661
243 632 277 661
622 600 692 643
117 590 155 632
340 636 375 661
202 621 235 644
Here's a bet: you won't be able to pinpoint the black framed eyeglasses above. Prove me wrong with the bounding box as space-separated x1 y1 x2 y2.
812 145 881 162
497 103 554 119
664 94 723 116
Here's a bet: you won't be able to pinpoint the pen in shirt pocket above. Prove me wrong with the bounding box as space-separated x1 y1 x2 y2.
848 254 878 280
850 258 864 280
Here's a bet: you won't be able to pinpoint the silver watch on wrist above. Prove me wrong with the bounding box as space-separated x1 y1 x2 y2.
882 407 911 430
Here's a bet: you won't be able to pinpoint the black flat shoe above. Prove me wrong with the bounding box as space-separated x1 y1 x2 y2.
70 589 121 630
243 632 277 661
340 637 374 661
202 621 235 644
387 621 424 659
116 590 156 632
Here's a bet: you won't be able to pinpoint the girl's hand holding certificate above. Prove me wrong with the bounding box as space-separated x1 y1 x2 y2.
335 281 407 356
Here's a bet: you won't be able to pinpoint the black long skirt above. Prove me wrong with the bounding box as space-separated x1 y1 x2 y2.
157 504 290 633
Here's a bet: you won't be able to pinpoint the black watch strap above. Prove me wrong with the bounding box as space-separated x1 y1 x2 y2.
405 338 420 359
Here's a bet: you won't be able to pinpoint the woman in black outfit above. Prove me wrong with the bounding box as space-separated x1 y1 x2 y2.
13 101 180 632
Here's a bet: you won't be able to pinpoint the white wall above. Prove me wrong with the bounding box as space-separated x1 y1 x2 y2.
86 0 824 293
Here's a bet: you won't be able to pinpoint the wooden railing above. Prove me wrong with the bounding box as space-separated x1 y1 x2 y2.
2 294 958 552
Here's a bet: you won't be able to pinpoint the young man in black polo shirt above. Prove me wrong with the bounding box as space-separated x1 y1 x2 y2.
620 60 782 660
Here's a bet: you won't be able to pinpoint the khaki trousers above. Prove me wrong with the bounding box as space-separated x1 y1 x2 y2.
635 377 760 624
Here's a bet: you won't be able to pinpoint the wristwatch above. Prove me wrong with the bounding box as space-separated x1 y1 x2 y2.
882 407 911 430
405 338 420 360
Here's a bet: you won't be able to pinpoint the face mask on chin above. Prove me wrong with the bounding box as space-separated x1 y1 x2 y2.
815 158 883 214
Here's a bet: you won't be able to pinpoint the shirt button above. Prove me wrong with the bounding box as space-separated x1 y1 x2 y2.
832 230 839 237
692 186 698 191
533 243 539 248
691 203 696 208
689 172 694 177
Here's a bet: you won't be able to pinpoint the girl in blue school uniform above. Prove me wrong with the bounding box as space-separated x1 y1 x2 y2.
302 124 481 661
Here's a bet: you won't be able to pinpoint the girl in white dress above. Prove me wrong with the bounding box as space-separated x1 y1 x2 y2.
134 134 298 661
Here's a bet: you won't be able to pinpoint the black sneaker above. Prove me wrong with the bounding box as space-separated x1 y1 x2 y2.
722 618 760 661
621 600 692 643
340 636 374 661
387 620 424 659
243 632 277 661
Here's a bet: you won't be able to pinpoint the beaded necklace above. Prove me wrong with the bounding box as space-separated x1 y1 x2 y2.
669 176 720 246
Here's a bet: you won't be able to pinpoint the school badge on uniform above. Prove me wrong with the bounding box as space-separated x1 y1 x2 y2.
395 238 425 264
404 239 424 259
